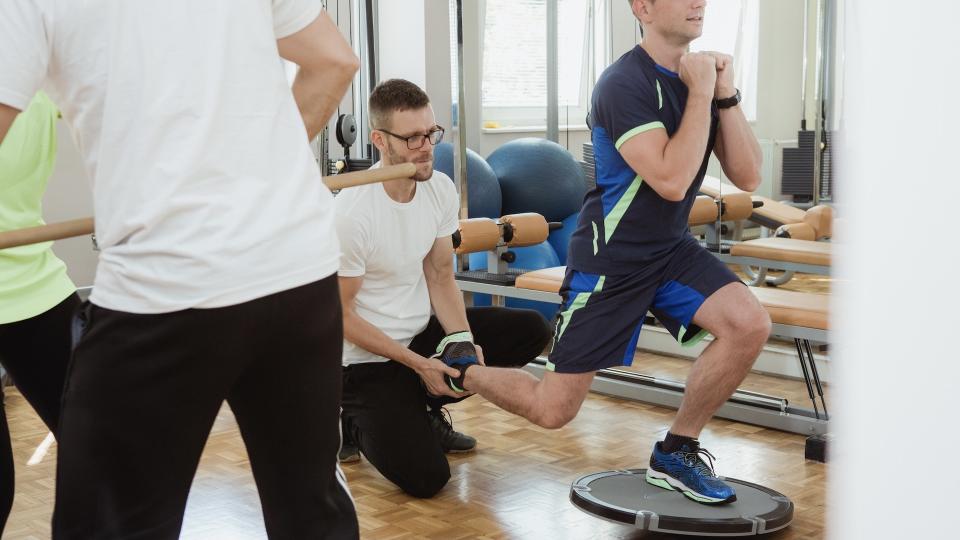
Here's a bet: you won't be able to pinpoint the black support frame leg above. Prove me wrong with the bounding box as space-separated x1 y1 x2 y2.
794 338 821 419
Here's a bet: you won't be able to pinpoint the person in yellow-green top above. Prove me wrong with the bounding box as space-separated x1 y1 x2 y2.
0 92 79 532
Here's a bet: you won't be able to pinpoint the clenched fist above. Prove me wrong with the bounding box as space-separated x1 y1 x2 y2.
679 52 718 99
702 51 736 99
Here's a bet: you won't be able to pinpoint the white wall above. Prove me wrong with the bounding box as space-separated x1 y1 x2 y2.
425 0 453 133
378 1 427 87
830 1 960 538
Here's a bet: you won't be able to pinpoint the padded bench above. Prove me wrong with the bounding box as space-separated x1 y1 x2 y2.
729 237 832 268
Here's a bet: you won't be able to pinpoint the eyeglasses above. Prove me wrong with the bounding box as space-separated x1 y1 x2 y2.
375 126 445 150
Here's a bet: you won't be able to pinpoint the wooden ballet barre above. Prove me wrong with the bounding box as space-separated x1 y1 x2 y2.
0 163 417 250
324 162 416 191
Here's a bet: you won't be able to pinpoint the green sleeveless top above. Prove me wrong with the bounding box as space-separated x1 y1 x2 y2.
0 92 76 324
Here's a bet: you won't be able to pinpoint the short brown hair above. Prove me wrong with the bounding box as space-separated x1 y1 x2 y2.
369 79 431 130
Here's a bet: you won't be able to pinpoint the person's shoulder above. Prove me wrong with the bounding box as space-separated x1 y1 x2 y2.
596 51 655 98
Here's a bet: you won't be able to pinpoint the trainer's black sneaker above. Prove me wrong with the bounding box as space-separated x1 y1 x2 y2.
338 422 361 463
427 407 476 453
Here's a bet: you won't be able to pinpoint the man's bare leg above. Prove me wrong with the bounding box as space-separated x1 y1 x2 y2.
462 368 594 429
670 283 771 437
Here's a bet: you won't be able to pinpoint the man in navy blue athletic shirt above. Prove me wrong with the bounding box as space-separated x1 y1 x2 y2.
426 0 768 505
550 0 769 504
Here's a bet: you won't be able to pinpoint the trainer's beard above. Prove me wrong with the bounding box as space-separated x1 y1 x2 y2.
411 161 434 182
386 146 433 182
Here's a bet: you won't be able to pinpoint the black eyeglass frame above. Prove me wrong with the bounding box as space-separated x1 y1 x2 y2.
375 126 445 150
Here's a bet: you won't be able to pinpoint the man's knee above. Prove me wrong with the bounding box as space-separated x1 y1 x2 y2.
394 461 451 499
730 304 771 350
534 405 579 429
529 373 592 429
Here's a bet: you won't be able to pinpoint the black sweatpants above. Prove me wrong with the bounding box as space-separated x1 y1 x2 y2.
340 307 552 498
0 292 80 534
52 276 358 540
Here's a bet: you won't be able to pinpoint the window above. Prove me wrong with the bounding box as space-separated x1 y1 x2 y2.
468 0 757 127
690 0 760 121
478 0 607 128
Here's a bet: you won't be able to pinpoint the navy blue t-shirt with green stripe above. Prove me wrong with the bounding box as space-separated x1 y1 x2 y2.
569 45 718 275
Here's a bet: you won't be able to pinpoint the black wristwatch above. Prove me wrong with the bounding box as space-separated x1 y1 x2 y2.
716 88 741 109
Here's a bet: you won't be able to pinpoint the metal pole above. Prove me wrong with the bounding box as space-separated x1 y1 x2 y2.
365 0 380 162
546 0 559 142
812 0 826 205
454 0 470 271
349 0 363 161
820 0 835 202
801 0 809 130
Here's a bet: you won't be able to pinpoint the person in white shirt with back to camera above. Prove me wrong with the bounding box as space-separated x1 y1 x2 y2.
0 1 361 537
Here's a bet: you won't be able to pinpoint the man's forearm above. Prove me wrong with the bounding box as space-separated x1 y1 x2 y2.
427 275 471 335
343 310 421 369
291 63 355 141
660 94 714 197
717 105 762 191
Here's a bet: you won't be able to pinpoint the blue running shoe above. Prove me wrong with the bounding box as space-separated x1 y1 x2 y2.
645 441 737 505
435 331 479 392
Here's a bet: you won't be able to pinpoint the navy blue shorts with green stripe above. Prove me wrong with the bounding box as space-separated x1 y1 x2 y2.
546 236 742 374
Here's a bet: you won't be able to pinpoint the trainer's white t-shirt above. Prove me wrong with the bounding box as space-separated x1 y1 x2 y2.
0 0 339 313
335 164 459 366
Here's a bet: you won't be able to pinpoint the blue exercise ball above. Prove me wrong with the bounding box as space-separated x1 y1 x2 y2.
487 138 587 222
433 142 501 218
468 242 561 322
548 211 580 265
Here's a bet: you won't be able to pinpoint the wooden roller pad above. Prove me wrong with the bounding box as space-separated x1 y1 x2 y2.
455 218 501 255
500 213 550 248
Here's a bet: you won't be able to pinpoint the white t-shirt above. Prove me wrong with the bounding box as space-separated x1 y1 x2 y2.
335 164 460 366
0 0 339 313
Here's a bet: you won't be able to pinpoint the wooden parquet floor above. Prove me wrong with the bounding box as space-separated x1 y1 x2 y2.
2 379 827 540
